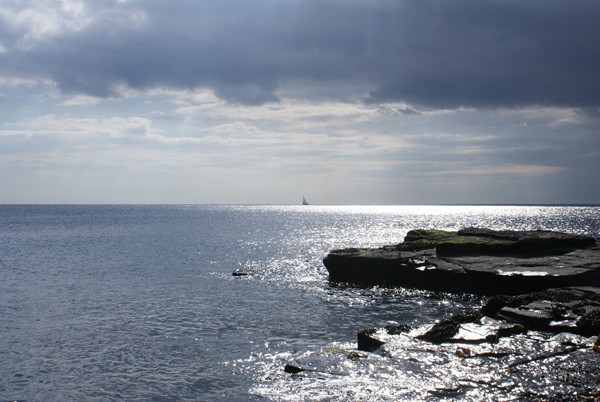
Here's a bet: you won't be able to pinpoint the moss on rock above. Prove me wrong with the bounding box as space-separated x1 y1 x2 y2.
398 229 458 251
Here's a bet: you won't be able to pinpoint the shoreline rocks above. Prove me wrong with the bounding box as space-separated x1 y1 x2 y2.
282 228 600 399
350 286 599 399
323 228 600 295
484 286 600 336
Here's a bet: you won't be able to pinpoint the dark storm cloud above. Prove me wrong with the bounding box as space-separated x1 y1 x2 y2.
366 0 600 109
2 0 599 107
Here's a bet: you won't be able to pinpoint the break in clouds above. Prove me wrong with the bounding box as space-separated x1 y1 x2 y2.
1 0 600 108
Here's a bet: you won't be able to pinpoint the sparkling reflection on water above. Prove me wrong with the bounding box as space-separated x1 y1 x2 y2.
243 329 598 401
1 205 599 400
238 205 600 401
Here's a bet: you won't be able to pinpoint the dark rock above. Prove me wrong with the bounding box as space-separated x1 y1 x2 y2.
496 323 526 337
505 288 591 307
481 295 511 317
385 324 411 335
323 228 600 295
417 320 460 343
577 310 600 336
406 227 597 257
454 227 597 256
498 302 561 328
284 364 305 374
454 346 471 358
357 328 385 352
346 351 366 361
490 287 600 335
417 312 482 343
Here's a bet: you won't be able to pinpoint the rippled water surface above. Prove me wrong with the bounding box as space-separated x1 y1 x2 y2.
1 205 599 400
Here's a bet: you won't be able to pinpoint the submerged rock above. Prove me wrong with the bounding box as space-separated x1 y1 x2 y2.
323 228 600 295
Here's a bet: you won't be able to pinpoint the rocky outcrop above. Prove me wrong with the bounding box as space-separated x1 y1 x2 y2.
314 229 600 400
355 286 599 351
350 286 599 398
483 286 600 335
323 228 600 295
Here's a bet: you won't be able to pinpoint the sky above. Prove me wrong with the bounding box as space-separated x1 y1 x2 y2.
1 0 599 205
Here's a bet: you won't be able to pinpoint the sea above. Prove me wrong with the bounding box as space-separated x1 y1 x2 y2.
1 204 599 401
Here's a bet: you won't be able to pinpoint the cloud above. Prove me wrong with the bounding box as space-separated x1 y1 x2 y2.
0 0 93 49
61 94 103 106
1 114 156 139
368 0 600 108
0 0 599 108
443 164 563 177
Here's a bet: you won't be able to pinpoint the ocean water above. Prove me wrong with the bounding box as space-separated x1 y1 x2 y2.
1 204 599 401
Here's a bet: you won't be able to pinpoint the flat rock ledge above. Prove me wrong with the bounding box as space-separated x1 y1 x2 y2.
323 227 600 295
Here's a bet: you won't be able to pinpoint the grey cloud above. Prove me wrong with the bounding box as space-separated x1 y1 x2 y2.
377 105 421 117
367 1 600 109
1 0 599 108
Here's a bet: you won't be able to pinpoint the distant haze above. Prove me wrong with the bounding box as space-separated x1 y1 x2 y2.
1 0 599 204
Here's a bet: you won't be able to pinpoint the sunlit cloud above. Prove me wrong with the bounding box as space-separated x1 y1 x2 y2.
61 95 103 106
3 114 155 139
0 0 92 48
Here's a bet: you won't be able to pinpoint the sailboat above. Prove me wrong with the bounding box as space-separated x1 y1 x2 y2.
302 196 309 205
